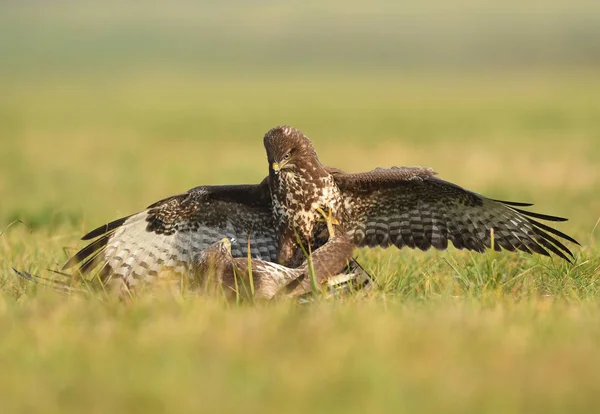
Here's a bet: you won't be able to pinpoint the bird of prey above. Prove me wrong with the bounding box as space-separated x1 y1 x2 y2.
63 126 578 294
191 215 357 300
19 212 363 300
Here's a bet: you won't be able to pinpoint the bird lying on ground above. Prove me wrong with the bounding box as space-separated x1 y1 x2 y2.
17 208 371 300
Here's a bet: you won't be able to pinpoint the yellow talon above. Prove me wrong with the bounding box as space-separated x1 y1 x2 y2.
315 207 339 237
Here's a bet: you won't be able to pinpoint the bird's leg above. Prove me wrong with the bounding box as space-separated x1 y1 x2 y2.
315 206 339 238
282 231 356 298
273 207 347 299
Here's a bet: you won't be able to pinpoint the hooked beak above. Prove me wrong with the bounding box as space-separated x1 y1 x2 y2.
272 160 290 174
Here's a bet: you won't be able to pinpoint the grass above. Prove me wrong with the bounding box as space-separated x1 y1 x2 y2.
1 70 598 413
2 297 600 414
1 4 600 411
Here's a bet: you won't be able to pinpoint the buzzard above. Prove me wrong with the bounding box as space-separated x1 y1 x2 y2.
63 126 578 293
19 213 362 300
192 220 357 300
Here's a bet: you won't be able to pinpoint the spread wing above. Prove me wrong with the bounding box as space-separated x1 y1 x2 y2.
63 179 278 284
333 167 579 261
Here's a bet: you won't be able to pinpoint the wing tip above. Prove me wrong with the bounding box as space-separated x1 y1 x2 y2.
493 198 534 207
81 216 131 240
495 200 570 223
63 232 112 271
62 258 78 271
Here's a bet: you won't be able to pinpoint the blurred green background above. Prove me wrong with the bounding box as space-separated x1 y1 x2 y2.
1 2 600 413
1 1 598 231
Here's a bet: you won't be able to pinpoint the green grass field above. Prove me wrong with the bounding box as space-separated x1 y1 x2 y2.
2 2 600 413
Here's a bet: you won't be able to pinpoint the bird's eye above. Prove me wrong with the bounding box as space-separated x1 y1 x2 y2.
283 152 291 160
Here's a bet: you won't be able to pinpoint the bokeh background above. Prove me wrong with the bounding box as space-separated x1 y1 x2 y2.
2 1 599 231
1 1 600 413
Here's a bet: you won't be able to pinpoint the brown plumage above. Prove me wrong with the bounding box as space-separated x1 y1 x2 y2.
265 126 346 266
62 126 579 293
18 233 362 301
192 231 356 300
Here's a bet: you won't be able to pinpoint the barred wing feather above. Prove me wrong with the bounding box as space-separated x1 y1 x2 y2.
63 182 278 286
333 167 579 261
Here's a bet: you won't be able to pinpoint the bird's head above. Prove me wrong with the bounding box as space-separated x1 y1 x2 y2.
264 126 320 176
215 238 233 256
196 238 232 269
